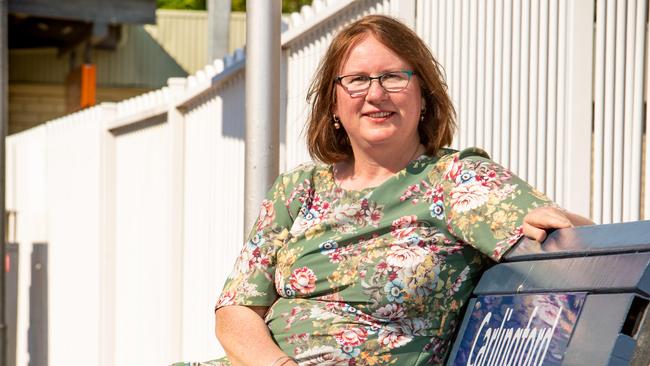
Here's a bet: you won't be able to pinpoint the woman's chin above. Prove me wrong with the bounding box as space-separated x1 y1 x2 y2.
361 137 415 151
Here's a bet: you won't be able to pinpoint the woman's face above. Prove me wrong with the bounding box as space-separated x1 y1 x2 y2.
334 34 423 155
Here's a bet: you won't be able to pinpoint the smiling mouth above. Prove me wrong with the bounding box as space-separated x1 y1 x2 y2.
365 111 393 118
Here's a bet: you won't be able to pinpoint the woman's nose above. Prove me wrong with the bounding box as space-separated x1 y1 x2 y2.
365 79 388 101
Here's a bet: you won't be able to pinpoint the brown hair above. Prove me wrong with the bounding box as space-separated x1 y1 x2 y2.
306 15 456 164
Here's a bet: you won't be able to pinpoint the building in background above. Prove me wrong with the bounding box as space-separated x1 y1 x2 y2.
8 8 246 134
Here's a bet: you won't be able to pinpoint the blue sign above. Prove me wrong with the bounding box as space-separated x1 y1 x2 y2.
451 293 586 366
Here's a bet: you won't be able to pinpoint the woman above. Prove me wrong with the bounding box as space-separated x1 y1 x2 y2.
212 15 592 366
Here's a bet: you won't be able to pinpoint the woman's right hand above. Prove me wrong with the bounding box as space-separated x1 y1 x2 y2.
215 305 297 366
522 206 594 242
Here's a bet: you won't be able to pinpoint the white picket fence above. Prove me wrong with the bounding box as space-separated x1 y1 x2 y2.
6 0 649 365
419 0 595 217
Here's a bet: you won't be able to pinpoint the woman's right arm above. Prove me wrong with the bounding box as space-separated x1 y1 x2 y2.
215 171 304 365
215 305 298 366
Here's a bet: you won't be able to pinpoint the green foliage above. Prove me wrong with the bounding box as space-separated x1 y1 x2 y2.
157 0 313 13
231 0 245 11
157 0 206 10
281 0 312 13
230 0 314 12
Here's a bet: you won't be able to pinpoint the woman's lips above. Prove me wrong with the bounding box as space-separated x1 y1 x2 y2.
363 111 394 121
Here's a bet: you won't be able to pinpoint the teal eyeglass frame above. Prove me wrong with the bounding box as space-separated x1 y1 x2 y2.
334 70 416 96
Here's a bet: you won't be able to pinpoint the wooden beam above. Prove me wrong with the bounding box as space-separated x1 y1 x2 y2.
8 0 156 24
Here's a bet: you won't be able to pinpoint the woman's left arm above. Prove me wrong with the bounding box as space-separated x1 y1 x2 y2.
522 206 595 242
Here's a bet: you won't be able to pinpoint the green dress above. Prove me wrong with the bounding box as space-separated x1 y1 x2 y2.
210 148 552 365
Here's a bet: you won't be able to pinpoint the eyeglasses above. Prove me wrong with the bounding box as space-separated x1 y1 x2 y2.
334 70 415 97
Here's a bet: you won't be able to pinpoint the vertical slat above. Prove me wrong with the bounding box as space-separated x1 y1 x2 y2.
451 0 462 149
518 0 531 178
298 44 305 165
287 51 296 166
593 0 606 223
612 0 627 223
492 0 503 163
302 41 311 164
476 0 487 149
484 0 495 155
528 0 539 185
446 0 453 78
285 50 292 166
561 0 593 217
460 0 471 149
602 0 617 224
510 0 522 175
416 0 425 43
622 0 637 222
467 0 478 148
279 48 288 172
444 0 453 96
297 46 306 165
436 0 443 58
427 0 438 56
306 40 316 164
630 0 647 220
427 1 434 47
545 0 558 200
535 0 548 192
500 0 512 168
425 1 433 50
555 0 567 207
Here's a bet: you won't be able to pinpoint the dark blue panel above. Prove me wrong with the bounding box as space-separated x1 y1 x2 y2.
449 293 586 366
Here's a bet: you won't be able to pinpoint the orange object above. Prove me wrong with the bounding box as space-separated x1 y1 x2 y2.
65 63 97 112
80 64 97 108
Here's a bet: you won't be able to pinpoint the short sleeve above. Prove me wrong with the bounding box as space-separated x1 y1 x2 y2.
215 174 294 310
440 148 554 261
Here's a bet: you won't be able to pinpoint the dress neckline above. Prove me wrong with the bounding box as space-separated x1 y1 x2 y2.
327 154 429 195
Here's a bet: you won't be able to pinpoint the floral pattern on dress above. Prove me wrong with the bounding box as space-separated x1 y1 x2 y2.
212 148 553 365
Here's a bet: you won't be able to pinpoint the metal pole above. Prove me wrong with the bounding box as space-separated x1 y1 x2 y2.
0 0 8 364
244 0 281 236
207 0 231 62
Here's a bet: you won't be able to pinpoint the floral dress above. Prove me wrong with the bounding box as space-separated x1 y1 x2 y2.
212 148 552 365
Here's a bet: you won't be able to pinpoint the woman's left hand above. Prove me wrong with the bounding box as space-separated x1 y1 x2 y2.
522 206 595 242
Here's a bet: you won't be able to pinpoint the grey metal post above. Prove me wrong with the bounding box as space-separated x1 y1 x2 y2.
244 0 281 237
0 0 7 364
207 0 232 63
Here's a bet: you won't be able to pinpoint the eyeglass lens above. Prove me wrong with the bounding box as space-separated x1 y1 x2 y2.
339 71 412 95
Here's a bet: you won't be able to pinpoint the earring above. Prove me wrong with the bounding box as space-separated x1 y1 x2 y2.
333 115 341 129
419 109 425 122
